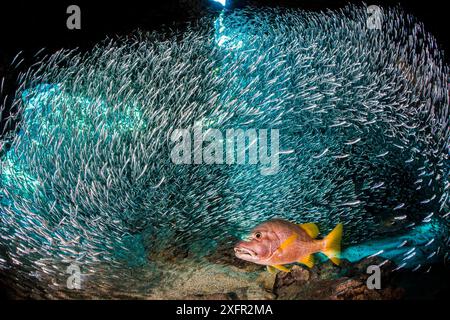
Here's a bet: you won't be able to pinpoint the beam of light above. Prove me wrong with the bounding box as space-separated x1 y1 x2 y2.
212 0 226 6
214 12 243 49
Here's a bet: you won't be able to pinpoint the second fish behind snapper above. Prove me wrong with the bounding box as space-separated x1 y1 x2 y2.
234 219 343 272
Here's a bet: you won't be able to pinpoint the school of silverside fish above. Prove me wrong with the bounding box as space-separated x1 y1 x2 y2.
0 5 449 296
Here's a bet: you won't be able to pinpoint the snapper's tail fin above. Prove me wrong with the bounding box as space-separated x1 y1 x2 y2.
321 223 343 265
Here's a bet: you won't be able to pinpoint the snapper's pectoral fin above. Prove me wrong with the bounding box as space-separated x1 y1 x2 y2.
270 265 290 272
298 254 314 268
278 233 298 252
299 223 319 239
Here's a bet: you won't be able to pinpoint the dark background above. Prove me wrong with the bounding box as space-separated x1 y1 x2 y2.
0 0 448 53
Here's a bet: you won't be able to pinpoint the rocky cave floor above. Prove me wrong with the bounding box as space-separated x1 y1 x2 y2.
192 242 450 300
1 241 450 300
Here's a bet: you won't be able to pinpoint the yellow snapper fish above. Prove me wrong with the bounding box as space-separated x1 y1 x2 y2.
234 219 343 272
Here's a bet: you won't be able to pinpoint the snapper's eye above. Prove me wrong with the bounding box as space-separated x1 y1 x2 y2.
254 232 262 239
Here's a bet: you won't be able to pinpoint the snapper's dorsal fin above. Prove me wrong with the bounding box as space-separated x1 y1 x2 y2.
299 223 319 239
